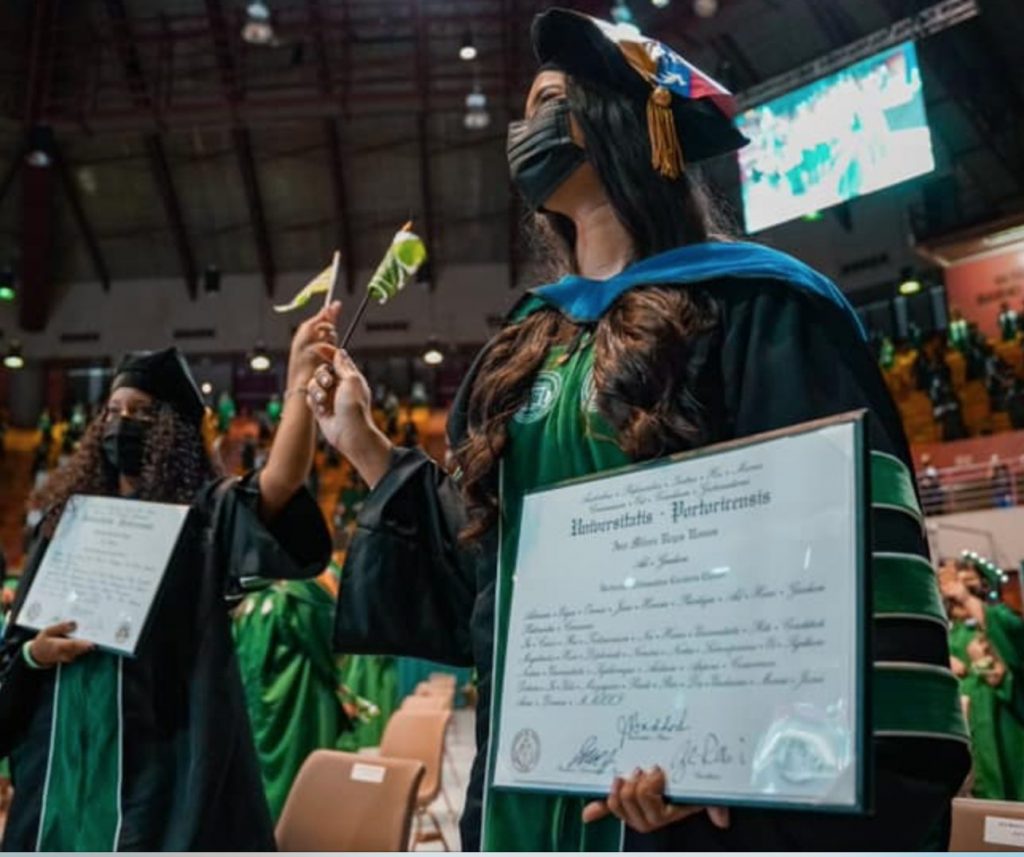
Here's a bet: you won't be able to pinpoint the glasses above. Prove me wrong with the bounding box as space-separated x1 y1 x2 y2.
103 403 160 424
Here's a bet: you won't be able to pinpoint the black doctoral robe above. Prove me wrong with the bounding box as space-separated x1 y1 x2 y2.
335 252 971 850
0 473 331 851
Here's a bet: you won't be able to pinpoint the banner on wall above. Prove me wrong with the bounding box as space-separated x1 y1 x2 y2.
944 242 1024 338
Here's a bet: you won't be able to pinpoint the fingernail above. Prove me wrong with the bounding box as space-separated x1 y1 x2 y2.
633 767 643 778
68 622 77 631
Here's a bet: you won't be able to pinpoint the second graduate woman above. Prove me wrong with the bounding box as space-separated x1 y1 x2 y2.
311 10 969 852
0 306 338 851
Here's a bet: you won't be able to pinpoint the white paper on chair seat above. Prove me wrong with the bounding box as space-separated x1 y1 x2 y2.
985 816 1024 848
351 763 387 784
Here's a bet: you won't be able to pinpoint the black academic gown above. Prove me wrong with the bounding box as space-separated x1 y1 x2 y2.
335 273 971 851
0 473 331 851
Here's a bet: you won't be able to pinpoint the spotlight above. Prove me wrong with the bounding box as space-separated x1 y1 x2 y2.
423 340 445 366
25 150 51 168
611 0 635 23
899 268 922 296
459 30 477 62
249 344 271 372
201 382 214 395
242 1 275 46
464 88 491 131
693 0 718 17
4 341 24 370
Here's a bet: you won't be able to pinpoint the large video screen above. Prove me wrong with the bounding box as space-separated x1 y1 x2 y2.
737 41 934 233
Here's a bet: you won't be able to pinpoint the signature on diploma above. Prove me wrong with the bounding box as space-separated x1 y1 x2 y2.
616 709 690 749
558 736 619 775
670 732 741 782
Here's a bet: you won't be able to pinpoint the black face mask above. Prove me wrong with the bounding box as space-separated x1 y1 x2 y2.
101 418 149 477
507 99 586 212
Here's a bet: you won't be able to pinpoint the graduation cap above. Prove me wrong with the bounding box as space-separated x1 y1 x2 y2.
531 8 748 178
111 347 205 427
959 550 1008 600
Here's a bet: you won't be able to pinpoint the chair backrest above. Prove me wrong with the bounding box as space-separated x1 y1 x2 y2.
276 750 424 852
950 797 1024 851
379 710 451 807
401 693 449 712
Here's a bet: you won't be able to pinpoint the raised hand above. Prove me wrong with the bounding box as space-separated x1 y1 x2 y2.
306 347 392 488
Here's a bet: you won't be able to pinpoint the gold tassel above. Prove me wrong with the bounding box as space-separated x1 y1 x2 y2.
646 86 685 179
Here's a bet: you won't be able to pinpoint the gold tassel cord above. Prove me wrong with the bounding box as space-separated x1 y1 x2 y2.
647 86 685 179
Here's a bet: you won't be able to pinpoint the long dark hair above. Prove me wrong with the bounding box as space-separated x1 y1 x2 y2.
455 74 730 540
34 404 221 538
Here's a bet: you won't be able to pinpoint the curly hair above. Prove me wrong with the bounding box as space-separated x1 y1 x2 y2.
33 404 221 538
453 74 727 541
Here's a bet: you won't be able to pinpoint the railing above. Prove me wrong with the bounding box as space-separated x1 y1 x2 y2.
915 458 1024 516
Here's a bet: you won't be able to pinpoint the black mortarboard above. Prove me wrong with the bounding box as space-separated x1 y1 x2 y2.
531 8 748 176
111 347 205 426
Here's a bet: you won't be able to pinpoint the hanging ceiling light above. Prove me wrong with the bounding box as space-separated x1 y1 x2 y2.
0 267 14 302
200 381 214 396
652 0 671 7
423 339 445 366
610 0 635 24
242 1 275 46
249 344 271 372
25 150 51 168
693 0 719 17
898 267 922 296
464 87 491 131
459 29 478 62
4 341 24 370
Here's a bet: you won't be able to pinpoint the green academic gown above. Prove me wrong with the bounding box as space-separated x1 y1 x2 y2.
234 576 352 821
0 474 331 851
336 242 970 851
0 577 17 782
336 653 399 750
949 607 1024 801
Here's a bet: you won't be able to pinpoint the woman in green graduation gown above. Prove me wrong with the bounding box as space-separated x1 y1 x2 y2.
943 563 1024 800
0 305 338 851
234 567 354 821
309 9 969 851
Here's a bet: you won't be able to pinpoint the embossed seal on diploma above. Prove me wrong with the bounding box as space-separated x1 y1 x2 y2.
511 728 541 773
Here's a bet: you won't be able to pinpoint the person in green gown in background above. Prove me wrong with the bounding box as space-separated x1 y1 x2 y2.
234 566 357 821
942 560 1024 801
0 570 17 804
332 556 400 751
217 390 238 433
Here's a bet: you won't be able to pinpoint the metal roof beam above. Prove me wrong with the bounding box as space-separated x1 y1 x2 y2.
106 0 198 299
413 0 436 290
233 126 275 296
324 118 356 295
205 0 275 296
53 139 111 293
737 0 979 110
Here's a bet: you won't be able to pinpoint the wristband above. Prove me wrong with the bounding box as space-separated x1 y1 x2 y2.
22 640 49 670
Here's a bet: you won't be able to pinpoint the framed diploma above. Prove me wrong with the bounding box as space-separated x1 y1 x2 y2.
492 412 870 812
17 494 191 657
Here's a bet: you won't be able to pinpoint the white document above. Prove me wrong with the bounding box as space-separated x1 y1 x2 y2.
492 418 867 810
984 816 1024 849
18 494 190 656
